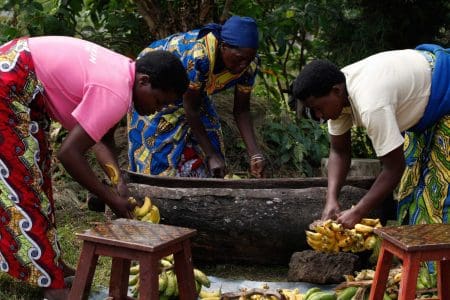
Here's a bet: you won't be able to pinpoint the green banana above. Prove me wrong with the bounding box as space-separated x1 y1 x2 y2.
159 271 168 292
128 274 139 286
160 258 173 268
308 291 337 300
304 287 322 300
195 279 202 293
336 287 358 300
129 264 140 275
164 271 177 297
194 269 211 288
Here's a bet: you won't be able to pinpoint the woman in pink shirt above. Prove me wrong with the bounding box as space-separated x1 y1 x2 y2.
0 36 188 299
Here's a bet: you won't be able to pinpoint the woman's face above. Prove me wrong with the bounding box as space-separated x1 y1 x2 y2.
221 44 257 74
132 73 178 115
304 84 348 122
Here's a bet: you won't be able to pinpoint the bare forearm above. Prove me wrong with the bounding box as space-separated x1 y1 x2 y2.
234 110 260 156
327 149 351 199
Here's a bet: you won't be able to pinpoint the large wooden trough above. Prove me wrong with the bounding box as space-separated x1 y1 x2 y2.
127 172 389 265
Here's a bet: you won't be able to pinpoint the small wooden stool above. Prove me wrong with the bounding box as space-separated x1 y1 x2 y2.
68 218 197 300
369 224 450 300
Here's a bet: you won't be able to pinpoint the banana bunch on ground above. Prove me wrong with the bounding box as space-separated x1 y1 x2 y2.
305 218 382 253
128 255 211 299
336 264 437 300
129 196 160 223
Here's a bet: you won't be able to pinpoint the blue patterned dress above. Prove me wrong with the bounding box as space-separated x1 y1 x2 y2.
127 30 258 176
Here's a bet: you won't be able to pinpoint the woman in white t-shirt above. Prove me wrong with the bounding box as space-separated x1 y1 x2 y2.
292 45 449 230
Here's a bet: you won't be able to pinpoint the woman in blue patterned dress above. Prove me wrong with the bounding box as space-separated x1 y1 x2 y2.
128 16 265 178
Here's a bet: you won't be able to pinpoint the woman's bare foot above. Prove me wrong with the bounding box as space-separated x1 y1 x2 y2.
43 288 70 300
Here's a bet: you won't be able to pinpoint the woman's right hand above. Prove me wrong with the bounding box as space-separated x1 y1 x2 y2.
207 153 226 178
321 197 341 221
109 194 134 219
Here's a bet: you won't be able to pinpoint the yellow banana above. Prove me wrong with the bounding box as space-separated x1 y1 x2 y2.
329 221 343 232
134 196 152 218
364 235 377 250
199 289 221 298
305 230 323 241
306 237 323 251
354 223 374 234
148 205 160 223
104 163 120 186
360 218 380 226
314 225 335 239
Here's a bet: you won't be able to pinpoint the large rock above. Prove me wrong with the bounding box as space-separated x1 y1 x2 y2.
287 250 361 284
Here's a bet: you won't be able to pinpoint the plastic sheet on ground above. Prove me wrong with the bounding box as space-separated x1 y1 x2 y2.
88 276 337 299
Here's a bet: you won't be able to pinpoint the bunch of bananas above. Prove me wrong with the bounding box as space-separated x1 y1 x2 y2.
280 287 336 300
128 255 211 299
305 218 382 253
129 196 160 223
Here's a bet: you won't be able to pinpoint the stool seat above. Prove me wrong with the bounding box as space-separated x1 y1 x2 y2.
369 224 450 300
68 219 197 300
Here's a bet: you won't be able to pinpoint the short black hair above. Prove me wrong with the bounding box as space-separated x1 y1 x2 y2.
292 59 345 102
135 50 189 98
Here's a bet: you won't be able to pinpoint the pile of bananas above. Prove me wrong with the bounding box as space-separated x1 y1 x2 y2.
129 196 160 223
337 265 437 299
199 285 337 300
127 196 211 298
128 255 211 299
305 218 382 253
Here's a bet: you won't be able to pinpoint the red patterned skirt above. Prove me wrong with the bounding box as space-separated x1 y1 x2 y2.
0 39 65 288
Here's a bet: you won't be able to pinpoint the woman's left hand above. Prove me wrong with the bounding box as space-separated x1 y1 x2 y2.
250 154 265 178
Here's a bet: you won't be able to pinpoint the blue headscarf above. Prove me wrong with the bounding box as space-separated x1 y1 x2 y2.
197 16 259 49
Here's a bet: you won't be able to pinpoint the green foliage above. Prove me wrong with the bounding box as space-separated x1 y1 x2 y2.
261 112 329 177
351 127 376 159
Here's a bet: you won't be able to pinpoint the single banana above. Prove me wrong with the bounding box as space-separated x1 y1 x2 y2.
329 221 343 232
148 205 160 223
364 235 377 250
305 230 323 241
128 274 139 286
360 218 380 226
160 258 173 268
134 196 152 218
354 223 374 234
164 271 176 297
129 264 140 275
199 289 221 298
194 268 211 288
306 237 323 251
104 163 120 186
159 271 168 292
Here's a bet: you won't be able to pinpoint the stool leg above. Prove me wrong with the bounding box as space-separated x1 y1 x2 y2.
174 239 196 300
437 259 450 300
138 256 160 300
398 254 420 300
369 242 393 300
109 258 131 299
68 241 98 300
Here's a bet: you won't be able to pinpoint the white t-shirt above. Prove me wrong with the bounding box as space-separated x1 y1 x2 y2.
328 49 432 157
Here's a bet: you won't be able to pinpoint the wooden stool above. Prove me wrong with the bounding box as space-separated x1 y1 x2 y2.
68 218 197 300
369 224 450 300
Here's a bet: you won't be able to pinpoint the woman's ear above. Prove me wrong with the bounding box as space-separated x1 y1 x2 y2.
137 73 151 86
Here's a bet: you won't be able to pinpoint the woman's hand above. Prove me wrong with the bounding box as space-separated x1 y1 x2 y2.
116 173 130 198
321 197 341 221
207 153 226 178
336 206 364 229
250 154 265 178
109 194 134 219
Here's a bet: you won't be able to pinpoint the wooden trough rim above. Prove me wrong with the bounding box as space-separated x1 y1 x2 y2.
125 171 375 190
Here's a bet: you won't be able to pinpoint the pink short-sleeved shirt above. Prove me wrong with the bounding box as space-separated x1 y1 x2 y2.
28 36 135 142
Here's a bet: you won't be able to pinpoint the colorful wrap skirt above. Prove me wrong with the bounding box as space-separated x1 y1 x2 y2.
396 115 450 225
0 39 64 288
